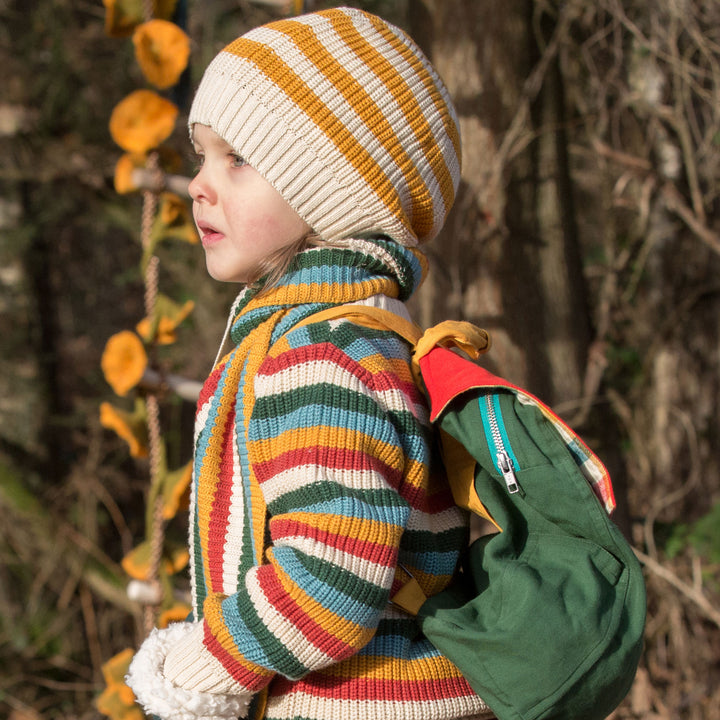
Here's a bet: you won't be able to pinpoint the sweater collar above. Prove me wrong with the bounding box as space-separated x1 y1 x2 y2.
228 237 426 345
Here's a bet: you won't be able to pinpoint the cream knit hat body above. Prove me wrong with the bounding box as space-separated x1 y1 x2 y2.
189 7 461 246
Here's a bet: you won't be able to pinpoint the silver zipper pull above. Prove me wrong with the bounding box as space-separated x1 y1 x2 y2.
497 450 520 494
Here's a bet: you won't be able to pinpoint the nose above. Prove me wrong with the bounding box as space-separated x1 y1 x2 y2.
188 163 214 204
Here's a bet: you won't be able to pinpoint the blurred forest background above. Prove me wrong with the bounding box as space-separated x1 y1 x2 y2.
1 0 719 718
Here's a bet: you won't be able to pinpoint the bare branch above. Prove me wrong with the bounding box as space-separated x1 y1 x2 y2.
661 182 720 255
140 368 203 403
634 548 720 629
131 168 192 197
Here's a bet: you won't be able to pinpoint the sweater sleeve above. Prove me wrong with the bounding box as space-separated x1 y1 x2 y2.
199 324 420 690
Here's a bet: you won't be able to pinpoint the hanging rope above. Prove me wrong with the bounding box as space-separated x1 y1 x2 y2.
140 150 166 634
142 0 154 24
143 394 165 632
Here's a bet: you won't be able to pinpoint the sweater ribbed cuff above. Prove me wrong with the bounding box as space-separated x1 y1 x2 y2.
164 619 250 694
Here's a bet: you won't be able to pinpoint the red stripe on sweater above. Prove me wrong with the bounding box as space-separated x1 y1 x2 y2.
270 517 398 567
258 342 367 379
260 342 417 398
270 672 475 701
196 360 225 412
403 476 458 513
254 446 455 514
206 406 236 592
202 621 269 691
255 565 357 661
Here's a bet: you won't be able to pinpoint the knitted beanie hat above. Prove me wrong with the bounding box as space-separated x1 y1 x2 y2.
188 7 461 246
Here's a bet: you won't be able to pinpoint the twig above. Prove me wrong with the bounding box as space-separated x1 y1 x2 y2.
592 138 653 171
140 367 203 402
660 29 706 224
564 339 609 428
58 522 124 575
82 416 135 554
606 388 653 490
25 676 97 692
634 547 720 629
642 407 700 559
590 140 720 257
79 582 104 683
82 566 140 614
660 182 720 256
2 694 42 720
131 168 192 197
496 2 577 172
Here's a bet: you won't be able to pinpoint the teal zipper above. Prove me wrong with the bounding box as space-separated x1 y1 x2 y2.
478 394 521 494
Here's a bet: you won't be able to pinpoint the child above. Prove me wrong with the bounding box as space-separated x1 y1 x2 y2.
127 7 492 720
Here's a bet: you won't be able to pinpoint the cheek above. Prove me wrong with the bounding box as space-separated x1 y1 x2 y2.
235 211 289 247
246 202 308 248
271 199 310 242
223 177 308 250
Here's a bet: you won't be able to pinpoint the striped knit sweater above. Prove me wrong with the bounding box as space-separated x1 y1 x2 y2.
128 239 491 720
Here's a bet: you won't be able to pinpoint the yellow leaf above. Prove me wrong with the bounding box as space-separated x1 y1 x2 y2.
117 684 137 706
101 331 148 396
96 684 145 720
103 0 179 37
113 148 184 195
97 649 144 720
136 294 195 345
158 602 192 628
114 153 145 194
102 0 144 38
155 192 199 244
133 20 191 89
140 193 198 273
100 399 148 458
122 540 189 581
154 0 179 20
161 459 192 519
121 541 153 581
100 648 135 686
109 90 178 155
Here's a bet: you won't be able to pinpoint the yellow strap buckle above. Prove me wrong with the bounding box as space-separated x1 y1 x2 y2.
388 563 428 616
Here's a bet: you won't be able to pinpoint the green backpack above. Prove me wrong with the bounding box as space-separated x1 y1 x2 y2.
307 306 647 720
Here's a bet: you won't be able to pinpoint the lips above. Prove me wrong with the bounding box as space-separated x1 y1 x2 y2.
197 221 224 247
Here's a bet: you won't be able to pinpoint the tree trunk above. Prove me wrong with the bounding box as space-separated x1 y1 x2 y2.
408 0 591 406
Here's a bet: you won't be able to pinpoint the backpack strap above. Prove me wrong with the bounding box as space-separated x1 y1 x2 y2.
298 304 424 345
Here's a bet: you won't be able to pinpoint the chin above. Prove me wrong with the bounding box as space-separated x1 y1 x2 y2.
206 263 246 284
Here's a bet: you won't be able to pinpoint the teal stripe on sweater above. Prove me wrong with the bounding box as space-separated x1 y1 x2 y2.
277 546 393 622
268 485 409 517
251 399 388 437
220 589 310 680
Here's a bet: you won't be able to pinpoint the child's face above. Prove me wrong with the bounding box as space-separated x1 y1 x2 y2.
189 124 310 283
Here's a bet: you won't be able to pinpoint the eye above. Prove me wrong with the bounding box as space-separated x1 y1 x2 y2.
229 153 247 168
191 152 204 175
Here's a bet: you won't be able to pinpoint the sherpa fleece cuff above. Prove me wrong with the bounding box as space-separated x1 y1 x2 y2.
126 622 253 720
